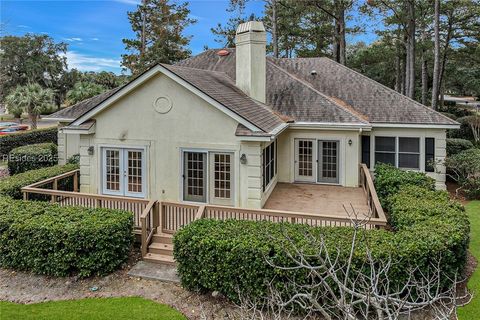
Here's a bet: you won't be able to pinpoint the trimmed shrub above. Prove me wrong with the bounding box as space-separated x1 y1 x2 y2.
8 143 58 175
0 127 58 157
0 197 133 277
0 164 78 199
67 153 80 165
373 163 435 209
446 138 474 156
445 148 480 199
174 166 468 305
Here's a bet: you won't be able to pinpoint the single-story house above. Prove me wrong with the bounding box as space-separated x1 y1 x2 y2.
47 21 459 212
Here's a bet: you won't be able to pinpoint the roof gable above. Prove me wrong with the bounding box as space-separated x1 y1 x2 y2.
67 64 284 134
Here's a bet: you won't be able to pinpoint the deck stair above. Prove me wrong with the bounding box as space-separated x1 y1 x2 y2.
143 230 175 265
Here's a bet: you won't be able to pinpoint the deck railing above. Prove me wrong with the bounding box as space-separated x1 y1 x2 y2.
21 167 388 258
21 170 150 230
359 163 387 222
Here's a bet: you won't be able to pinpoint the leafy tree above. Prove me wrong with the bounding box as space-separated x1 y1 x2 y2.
0 34 67 101
66 82 107 106
122 0 196 75
82 71 128 89
5 83 54 129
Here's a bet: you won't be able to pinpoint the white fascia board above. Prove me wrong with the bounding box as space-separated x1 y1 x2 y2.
270 122 289 136
46 117 75 123
290 122 372 131
236 135 272 142
61 125 96 135
371 123 460 129
72 65 261 132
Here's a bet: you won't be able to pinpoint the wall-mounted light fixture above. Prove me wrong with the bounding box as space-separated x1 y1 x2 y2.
348 139 353 146
240 153 247 164
88 146 94 156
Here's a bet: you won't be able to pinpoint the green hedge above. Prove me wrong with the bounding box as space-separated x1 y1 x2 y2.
0 197 133 277
373 163 435 210
174 166 468 305
0 127 58 157
446 138 475 156
8 143 58 175
0 164 78 199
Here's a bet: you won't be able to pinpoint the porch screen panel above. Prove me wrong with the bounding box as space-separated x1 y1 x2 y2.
361 135 371 168
262 141 276 191
105 149 121 192
398 137 420 169
127 150 143 193
214 153 231 199
425 138 435 172
375 137 396 166
298 140 313 177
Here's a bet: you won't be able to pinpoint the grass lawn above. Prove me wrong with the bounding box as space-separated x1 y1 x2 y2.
0 297 186 320
458 201 480 319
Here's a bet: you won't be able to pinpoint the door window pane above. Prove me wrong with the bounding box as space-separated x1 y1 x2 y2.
214 153 231 199
105 149 120 191
127 151 143 193
187 152 205 197
298 140 313 177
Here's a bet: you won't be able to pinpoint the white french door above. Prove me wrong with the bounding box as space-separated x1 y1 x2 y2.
294 139 316 182
182 151 234 206
102 148 146 198
294 139 340 185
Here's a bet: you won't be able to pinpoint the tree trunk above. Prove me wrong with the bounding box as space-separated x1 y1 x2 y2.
431 0 441 109
406 0 416 99
421 23 428 106
394 27 402 93
29 113 37 130
437 20 453 108
272 0 279 58
337 8 346 65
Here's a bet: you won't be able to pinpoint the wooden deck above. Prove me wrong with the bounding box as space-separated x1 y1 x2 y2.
21 164 387 265
264 183 370 218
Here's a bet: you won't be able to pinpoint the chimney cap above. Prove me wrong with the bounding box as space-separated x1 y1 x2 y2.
236 21 265 35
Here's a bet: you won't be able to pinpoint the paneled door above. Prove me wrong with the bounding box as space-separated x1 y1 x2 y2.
183 152 207 202
102 148 146 198
294 139 316 182
317 140 339 184
209 152 234 206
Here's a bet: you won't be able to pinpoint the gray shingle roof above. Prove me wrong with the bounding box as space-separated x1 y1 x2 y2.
178 49 458 126
48 48 458 130
45 87 122 121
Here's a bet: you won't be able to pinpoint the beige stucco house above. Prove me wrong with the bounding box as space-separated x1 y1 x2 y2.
47 21 459 211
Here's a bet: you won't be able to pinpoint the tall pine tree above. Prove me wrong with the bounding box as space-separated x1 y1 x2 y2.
122 0 196 75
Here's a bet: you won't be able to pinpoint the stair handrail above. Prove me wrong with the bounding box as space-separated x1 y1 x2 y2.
140 199 159 257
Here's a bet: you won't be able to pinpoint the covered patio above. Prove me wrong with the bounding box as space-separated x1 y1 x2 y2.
264 183 371 218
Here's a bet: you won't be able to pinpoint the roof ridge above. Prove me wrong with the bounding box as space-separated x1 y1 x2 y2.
267 60 369 124
317 58 458 125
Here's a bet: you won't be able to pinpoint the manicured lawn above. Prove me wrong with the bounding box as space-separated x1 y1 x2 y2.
0 297 186 320
458 201 480 319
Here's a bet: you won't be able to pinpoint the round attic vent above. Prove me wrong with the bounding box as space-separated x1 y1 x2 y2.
217 49 230 56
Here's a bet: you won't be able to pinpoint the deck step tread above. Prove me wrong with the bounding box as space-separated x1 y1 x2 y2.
149 243 173 251
144 253 176 265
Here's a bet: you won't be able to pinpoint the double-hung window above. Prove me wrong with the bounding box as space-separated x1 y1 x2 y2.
262 141 276 191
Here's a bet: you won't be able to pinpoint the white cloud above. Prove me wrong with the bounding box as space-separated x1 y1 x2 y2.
17 25 30 28
64 37 83 42
91 38 99 41
64 51 121 72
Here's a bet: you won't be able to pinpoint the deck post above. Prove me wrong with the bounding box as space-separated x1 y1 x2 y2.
153 201 160 230
73 171 79 192
51 179 58 203
23 191 28 201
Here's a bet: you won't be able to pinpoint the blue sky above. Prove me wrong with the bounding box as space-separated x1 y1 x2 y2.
1 0 380 74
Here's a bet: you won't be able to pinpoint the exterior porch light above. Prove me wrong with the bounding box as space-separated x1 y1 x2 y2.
348 139 353 146
240 153 247 164
88 146 94 155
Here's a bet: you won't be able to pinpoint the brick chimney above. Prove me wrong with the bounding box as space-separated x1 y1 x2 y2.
235 21 266 103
